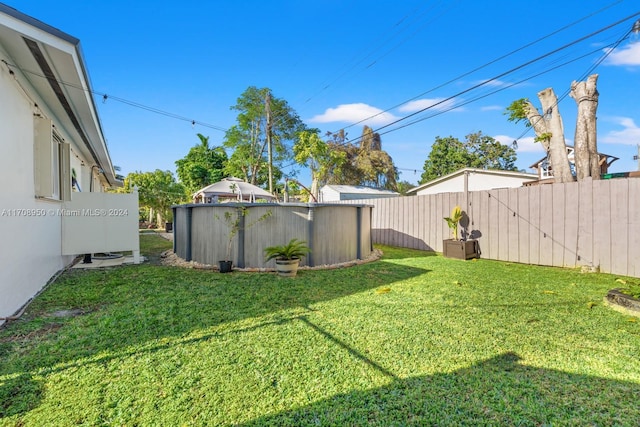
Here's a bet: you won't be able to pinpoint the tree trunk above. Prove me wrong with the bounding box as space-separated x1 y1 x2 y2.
523 100 550 152
523 89 573 183
309 177 318 203
570 74 600 180
265 91 274 194
537 88 573 183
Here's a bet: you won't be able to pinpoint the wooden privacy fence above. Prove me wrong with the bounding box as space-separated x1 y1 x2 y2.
342 177 640 278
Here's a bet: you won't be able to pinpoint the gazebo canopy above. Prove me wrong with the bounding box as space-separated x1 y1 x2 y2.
193 177 276 202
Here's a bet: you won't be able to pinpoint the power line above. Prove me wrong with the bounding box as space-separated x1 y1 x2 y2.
383 38 625 136
0 60 228 133
510 26 633 145
279 17 636 176
339 10 640 149
375 28 632 176
338 0 626 133
301 0 458 105
267 2 633 161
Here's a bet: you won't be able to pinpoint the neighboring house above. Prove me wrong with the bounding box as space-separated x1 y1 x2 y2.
529 145 619 179
0 4 139 323
320 185 400 202
193 177 277 203
407 168 538 196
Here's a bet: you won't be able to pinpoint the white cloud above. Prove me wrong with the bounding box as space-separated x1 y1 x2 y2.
601 117 640 144
309 103 399 126
494 135 545 153
474 78 510 88
481 105 503 112
604 43 640 66
398 98 461 113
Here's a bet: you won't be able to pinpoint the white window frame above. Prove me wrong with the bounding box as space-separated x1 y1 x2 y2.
34 116 71 201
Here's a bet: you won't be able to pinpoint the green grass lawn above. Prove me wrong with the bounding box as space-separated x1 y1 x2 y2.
1 234 639 426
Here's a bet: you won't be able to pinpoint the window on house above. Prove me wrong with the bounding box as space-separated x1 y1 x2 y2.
34 116 71 201
539 159 552 178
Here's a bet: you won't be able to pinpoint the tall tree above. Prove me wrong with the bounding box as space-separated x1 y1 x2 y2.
466 131 517 171
420 136 471 183
356 126 397 190
420 132 517 184
396 180 416 195
323 127 398 190
119 170 185 223
506 90 573 183
223 86 306 187
324 130 362 185
294 130 346 201
175 133 228 195
506 75 602 183
570 74 600 180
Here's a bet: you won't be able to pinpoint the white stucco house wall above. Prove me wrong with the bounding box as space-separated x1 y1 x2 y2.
407 168 538 196
0 4 139 323
320 185 400 202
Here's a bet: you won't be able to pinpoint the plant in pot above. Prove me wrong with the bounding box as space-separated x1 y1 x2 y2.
264 238 311 277
443 205 479 260
444 205 463 241
216 206 272 273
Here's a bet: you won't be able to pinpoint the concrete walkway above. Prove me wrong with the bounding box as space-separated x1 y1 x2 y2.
140 231 173 241
72 254 141 269
157 232 174 241
73 231 171 269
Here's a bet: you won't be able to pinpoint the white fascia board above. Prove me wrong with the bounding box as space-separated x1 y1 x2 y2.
0 5 115 185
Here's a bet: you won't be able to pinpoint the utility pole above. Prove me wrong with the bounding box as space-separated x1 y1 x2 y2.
635 144 640 171
265 91 273 194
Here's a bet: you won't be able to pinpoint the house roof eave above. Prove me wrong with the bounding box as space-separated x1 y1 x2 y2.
0 4 116 186
407 167 538 194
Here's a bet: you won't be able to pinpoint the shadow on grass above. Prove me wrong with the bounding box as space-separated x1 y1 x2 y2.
0 255 430 417
373 229 435 251
376 245 437 260
0 374 43 418
240 351 640 425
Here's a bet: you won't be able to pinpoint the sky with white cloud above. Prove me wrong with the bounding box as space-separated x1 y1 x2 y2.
9 1 639 184
601 117 640 144
309 103 399 126
605 43 640 66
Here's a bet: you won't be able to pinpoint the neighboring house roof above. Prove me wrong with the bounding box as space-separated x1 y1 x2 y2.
0 3 117 185
321 185 399 196
407 167 538 195
194 177 276 201
528 145 619 170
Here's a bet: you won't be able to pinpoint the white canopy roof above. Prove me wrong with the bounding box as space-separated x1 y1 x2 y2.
194 177 276 202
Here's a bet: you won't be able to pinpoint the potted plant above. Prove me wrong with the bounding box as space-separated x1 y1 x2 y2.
444 205 463 241
443 205 479 260
216 206 271 272
264 238 311 277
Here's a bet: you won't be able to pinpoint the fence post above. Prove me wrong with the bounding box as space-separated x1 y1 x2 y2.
185 206 192 262
237 207 245 268
356 206 362 259
307 206 315 267
464 170 470 239
172 206 177 254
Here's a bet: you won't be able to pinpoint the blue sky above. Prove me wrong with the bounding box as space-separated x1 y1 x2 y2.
8 0 640 185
